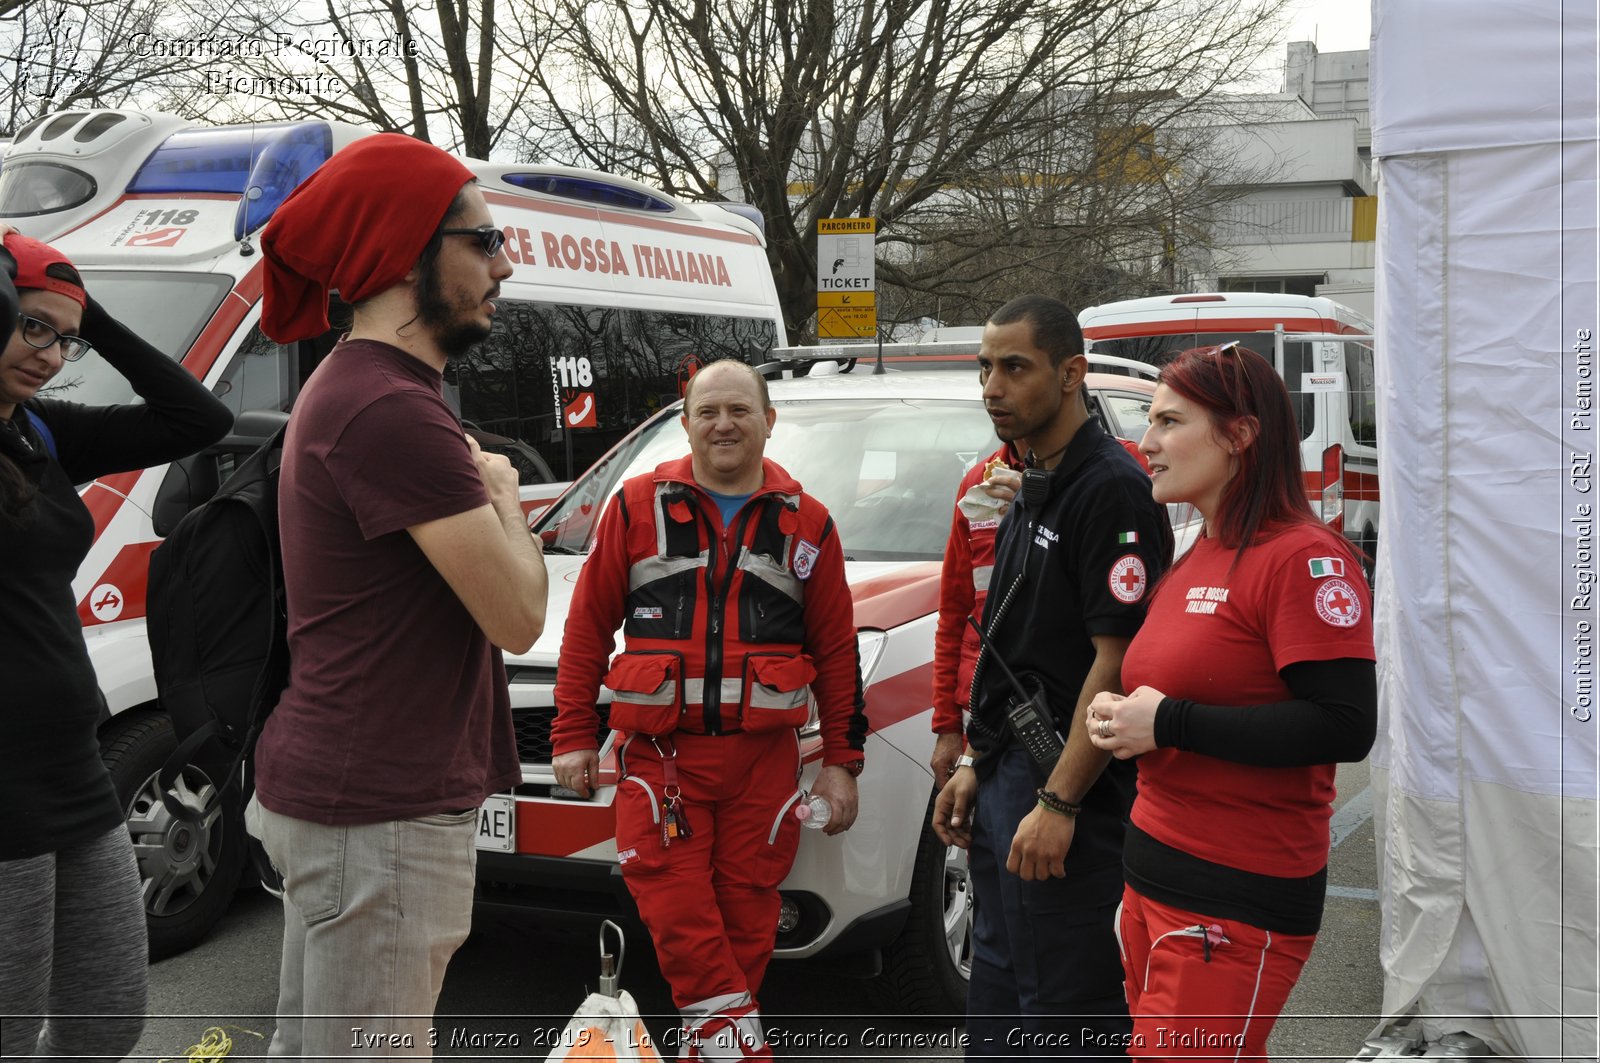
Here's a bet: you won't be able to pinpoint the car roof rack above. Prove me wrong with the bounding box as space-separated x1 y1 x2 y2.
763 342 1159 380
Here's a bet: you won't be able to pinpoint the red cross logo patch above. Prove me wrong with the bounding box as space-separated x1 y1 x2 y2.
1108 554 1148 604
1314 577 1362 628
792 538 820 580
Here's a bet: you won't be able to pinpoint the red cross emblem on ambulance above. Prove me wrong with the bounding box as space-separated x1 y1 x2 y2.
1314 578 1362 628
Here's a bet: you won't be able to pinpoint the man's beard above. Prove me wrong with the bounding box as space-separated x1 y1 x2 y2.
418 270 493 361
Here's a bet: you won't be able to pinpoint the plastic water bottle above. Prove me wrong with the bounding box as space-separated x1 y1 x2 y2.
793 793 832 829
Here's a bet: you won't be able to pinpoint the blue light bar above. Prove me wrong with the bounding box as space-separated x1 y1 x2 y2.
126 122 335 239
234 125 334 239
503 172 675 213
715 201 766 234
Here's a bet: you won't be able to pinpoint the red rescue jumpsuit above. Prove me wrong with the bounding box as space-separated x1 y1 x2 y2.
931 443 1020 739
553 455 864 1051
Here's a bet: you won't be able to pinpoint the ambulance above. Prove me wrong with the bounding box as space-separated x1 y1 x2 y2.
1078 292 1379 569
1 108 787 957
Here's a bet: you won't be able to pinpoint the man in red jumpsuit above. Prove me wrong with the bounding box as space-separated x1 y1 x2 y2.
930 442 1022 784
552 359 866 1061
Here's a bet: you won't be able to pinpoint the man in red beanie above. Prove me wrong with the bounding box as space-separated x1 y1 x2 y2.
245 133 549 1058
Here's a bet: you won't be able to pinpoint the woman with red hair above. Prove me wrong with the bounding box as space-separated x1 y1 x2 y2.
1086 342 1376 1060
0 232 231 1057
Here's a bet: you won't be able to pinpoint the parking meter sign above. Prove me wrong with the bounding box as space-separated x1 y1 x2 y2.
817 218 877 339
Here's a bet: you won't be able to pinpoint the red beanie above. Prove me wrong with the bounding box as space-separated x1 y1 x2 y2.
6 234 86 307
261 133 473 343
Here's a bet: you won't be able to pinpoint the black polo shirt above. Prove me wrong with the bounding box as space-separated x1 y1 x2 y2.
967 419 1173 814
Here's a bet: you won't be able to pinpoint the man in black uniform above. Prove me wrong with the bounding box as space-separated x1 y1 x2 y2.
932 295 1172 1058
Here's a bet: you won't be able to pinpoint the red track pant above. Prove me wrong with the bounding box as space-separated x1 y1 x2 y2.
614 730 803 1011
1116 886 1317 1062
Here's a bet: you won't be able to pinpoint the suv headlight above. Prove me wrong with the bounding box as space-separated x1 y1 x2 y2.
800 629 888 737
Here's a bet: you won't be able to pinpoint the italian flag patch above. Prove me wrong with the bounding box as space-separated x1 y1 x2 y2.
1308 557 1346 578
1118 531 1139 544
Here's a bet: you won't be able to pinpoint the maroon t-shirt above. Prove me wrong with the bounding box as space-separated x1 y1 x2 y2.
255 340 520 824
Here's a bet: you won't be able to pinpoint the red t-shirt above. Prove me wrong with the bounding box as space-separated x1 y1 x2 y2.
1121 523 1374 877
256 340 520 824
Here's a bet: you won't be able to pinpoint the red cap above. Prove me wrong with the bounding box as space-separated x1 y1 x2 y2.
260 133 474 343
6 234 86 308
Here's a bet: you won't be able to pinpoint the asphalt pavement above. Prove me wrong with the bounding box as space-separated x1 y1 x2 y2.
129 762 1381 1062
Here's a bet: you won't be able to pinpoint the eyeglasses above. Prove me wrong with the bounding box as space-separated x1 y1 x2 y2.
17 313 93 362
439 226 506 258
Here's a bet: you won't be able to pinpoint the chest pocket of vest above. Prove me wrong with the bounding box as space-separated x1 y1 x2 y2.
737 502 806 644
739 652 816 733
603 651 685 736
624 491 703 641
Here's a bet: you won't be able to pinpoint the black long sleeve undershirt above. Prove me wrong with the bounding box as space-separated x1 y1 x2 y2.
40 294 234 484
1153 656 1377 767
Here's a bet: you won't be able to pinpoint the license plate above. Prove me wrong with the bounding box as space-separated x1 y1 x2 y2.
475 793 515 852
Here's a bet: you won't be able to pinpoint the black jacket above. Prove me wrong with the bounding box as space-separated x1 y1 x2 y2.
1 297 232 859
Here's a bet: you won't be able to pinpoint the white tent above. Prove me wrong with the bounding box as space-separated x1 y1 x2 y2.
1370 3 1598 1060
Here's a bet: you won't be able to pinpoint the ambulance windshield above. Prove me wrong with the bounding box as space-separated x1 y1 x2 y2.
535 396 996 562
36 270 231 408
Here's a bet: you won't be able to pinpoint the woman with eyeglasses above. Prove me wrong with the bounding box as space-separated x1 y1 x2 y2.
1085 342 1376 1061
0 232 231 1058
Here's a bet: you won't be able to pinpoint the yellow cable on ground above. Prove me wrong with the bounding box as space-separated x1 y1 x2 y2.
157 1024 264 1063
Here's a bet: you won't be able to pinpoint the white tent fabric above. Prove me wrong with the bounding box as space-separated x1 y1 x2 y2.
1370 3 1598 1060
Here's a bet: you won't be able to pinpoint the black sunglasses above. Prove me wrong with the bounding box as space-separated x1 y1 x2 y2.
18 313 92 362
439 226 506 258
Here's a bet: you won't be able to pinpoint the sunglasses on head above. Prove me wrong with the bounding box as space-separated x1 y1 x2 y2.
1207 340 1260 406
439 226 506 258
18 313 92 362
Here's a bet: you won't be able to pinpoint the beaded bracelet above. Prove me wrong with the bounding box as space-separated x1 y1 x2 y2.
1036 788 1082 817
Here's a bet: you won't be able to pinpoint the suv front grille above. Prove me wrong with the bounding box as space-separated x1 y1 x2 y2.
511 704 611 765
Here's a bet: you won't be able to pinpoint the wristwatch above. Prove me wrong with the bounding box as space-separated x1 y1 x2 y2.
955 754 977 770
839 758 865 778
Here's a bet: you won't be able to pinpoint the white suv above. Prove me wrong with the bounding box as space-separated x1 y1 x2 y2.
473 358 1186 1013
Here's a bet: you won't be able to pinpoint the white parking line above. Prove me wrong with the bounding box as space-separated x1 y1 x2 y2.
1327 785 1378 901
1329 785 1373 849
1327 885 1380 901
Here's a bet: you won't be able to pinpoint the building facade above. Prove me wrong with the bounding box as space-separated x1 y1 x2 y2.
1194 42 1376 316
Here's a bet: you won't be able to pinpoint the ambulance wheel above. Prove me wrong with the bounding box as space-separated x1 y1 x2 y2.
101 710 245 960
878 801 972 1015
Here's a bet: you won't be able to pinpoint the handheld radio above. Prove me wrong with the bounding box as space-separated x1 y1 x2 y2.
966 616 1065 771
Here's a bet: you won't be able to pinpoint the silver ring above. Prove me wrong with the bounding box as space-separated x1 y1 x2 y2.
1098 719 1113 739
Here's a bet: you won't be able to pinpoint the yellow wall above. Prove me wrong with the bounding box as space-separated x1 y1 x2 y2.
1352 196 1377 242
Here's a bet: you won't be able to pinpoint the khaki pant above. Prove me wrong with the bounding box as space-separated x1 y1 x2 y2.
246 796 478 1060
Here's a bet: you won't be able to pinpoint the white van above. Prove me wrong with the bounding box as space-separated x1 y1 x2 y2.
1078 292 1379 569
1 108 788 956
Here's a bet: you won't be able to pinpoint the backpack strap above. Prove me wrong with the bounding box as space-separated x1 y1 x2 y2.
22 407 57 461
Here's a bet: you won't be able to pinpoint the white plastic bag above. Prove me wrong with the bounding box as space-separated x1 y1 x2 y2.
544 921 663 1063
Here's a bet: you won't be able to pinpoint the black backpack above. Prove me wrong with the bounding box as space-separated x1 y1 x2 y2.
147 426 289 823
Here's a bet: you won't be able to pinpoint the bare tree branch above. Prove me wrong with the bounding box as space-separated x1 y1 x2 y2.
515 0 1290 337
0 0 236 132
172 0 551 157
